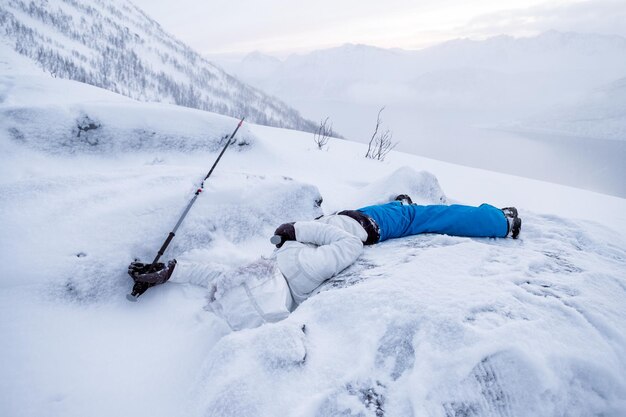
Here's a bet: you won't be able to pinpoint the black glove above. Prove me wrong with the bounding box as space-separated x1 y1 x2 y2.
272 222 296 248
128 259 177 285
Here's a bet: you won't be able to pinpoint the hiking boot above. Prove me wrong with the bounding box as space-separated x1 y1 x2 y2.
507 217 522 239
394 194 413 205
501 207 518 218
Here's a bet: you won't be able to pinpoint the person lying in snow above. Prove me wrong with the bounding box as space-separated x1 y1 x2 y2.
128 195 521 330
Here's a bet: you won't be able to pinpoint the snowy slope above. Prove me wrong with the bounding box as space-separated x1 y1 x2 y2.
0 0 316 132
1 45 626 417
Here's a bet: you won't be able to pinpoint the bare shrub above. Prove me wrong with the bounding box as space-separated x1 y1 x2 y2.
313 117 333 150
365 107 397 161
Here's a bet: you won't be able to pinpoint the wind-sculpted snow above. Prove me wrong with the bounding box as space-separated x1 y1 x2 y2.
195 211 626 417
0 167 322 303
2 104 254 154
348 166 447 208
196 324 308 417
0 49 257 154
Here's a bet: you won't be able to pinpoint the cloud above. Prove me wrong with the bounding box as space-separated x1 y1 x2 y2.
131 0 626 55
462 0 626 38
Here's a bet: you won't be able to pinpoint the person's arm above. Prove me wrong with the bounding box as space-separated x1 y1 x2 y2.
276 221 363 301
294 221 363 277
168 261 222 286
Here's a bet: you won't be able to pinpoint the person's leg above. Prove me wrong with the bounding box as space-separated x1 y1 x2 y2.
401 203 508 238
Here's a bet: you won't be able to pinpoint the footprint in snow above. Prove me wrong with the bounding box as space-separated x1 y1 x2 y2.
375 321 419 381
398 234 465 250
464 304 530 330
516 279 579 299
441 350 541 417
317 256 381 292
316 379 387 417
527 250 584 275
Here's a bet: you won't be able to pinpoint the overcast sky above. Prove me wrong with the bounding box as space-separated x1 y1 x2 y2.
131 0 626 56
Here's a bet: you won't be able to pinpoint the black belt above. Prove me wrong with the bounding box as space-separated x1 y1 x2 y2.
338 210 380 245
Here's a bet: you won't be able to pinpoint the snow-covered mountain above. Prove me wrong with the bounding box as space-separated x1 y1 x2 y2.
2 40 626 417
415 31 626 76
0 0 317 132
218 31 626 123
218 44 408 102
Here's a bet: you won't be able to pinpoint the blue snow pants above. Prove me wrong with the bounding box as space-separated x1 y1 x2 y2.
357 202 508 243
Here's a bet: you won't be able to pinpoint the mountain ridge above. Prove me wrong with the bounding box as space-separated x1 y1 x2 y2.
0 0 317 132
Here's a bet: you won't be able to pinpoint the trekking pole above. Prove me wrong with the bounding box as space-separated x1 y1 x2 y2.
127 117 244 300
150 117 245 267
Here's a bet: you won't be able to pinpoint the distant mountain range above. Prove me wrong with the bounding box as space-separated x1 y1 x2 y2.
0 0 317 132
221 31 626 98
214 31 626 141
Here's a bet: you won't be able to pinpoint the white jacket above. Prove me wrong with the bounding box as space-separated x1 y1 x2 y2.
177 215 366 330
276 220 364 304
170 214 367 288
314 214 369 243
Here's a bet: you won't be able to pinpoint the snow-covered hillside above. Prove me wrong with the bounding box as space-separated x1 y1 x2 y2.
0 0 316 132
1 44 626 417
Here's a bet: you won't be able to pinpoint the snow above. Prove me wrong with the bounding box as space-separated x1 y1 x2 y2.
1 44 626 417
